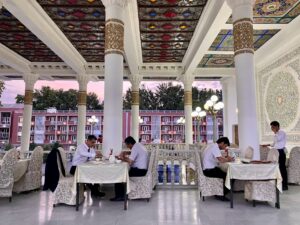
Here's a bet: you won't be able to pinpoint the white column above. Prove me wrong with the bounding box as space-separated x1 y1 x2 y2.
21 73 38 151
183 75 194 144
77 75 88 145
102 0 127 156
221 77 238 143
0 0 3 9
129 75 141 141
227 0 259 159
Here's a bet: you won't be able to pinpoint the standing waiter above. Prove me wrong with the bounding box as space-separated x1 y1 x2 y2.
262 121 288 190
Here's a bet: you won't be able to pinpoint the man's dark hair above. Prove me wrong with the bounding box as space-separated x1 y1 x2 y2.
270 121 280 127
216 137 230 146
87 135 97 141
125 136 136 145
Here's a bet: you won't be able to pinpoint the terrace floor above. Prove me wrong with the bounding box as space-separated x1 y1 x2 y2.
1 185 300 225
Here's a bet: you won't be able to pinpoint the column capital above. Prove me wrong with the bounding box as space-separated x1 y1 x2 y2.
129 75 142 91
101 0 128 8
227 0 255 21
181 74 194 90
226 0 255 10
23 73 38 90
77 75 89 91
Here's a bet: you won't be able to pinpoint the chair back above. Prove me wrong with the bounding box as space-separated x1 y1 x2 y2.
260 146 270 160
28 146 43 172
146 149 157 189
57 147 67 175
244 146 254 160
0 149 18 187
289 147 300 167
267 148 279 163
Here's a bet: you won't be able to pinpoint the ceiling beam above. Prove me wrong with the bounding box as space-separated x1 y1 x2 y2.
124 0 142 75
223 23 286 30
0 43 30 73
4 0 86 75
182 0 232 75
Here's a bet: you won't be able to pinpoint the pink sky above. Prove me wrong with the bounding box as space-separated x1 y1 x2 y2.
1 80 221 104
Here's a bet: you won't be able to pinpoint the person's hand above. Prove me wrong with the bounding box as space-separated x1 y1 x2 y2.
227 156 234 162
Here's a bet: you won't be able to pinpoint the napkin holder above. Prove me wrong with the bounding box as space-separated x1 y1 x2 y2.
109 155 116 163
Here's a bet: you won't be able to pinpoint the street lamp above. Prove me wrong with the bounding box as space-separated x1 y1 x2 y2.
176 117 185 143
191 107 206 143
88 115 99 135
139 116 144 124
203 95 224 142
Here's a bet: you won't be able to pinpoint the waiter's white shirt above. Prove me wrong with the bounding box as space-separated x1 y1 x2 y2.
202 143 222 170
72 143 96 166
271 130 286 149
129 143 148 169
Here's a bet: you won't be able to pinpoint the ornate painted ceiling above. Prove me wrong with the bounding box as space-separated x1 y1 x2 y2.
227 0 300 24
0 0 300 78
138 0 208 63
37 0 105 62
0 8 62 62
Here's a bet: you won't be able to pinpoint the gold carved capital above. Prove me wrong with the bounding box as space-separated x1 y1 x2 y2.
105 19 124 56
132 91 139 105
24 90 33 105
233 18 254 56
78 91 87 105
184 91 192 105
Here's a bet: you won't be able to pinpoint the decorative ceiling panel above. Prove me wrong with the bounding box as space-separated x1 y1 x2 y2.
209 29 280 51
37 0 105 62
0 8 62 62
198 54 234 68
138 0 208 63
227 0 300 24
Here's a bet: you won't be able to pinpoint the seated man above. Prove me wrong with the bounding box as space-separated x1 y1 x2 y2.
70 134 105 197
202 137 234 200
110 136 148 201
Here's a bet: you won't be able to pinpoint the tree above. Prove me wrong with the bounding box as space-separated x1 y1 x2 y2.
155 83 184 110
87 92 103 110
15 86 103 110
0 81 5 106
123 83 222 110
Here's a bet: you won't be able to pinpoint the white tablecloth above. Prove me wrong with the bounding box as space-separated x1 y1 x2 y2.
225 162 282 192
74 161 130 194
0 159 30 182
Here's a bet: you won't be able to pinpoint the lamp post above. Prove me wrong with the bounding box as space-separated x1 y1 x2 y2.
204 95 224 142
176 117 185 143
88 115 99 135
191 107 206 143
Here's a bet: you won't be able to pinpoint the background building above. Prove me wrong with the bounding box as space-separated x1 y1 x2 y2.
0 104 223 149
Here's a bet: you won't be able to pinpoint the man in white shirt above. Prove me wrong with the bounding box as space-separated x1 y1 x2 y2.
202 137 234 200
110 136 149 201
70 135 105 197
262 121 288 190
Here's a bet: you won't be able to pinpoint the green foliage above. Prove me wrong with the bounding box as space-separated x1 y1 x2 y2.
0 81 5 106
4 143 14 151
123 83 222 110
29 142 37 151
15 86 103 110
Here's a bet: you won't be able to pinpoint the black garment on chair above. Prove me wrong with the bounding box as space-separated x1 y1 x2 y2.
43 148 65 192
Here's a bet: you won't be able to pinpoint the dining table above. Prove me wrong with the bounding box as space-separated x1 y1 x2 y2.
74 160 130 211
224 160 282 209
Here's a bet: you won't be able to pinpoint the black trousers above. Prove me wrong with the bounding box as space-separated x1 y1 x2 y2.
70 166 100 193
278 149 288 188
203 167 228 195
114 168 147 198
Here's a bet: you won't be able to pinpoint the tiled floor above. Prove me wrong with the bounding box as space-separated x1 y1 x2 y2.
1 186 300 225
